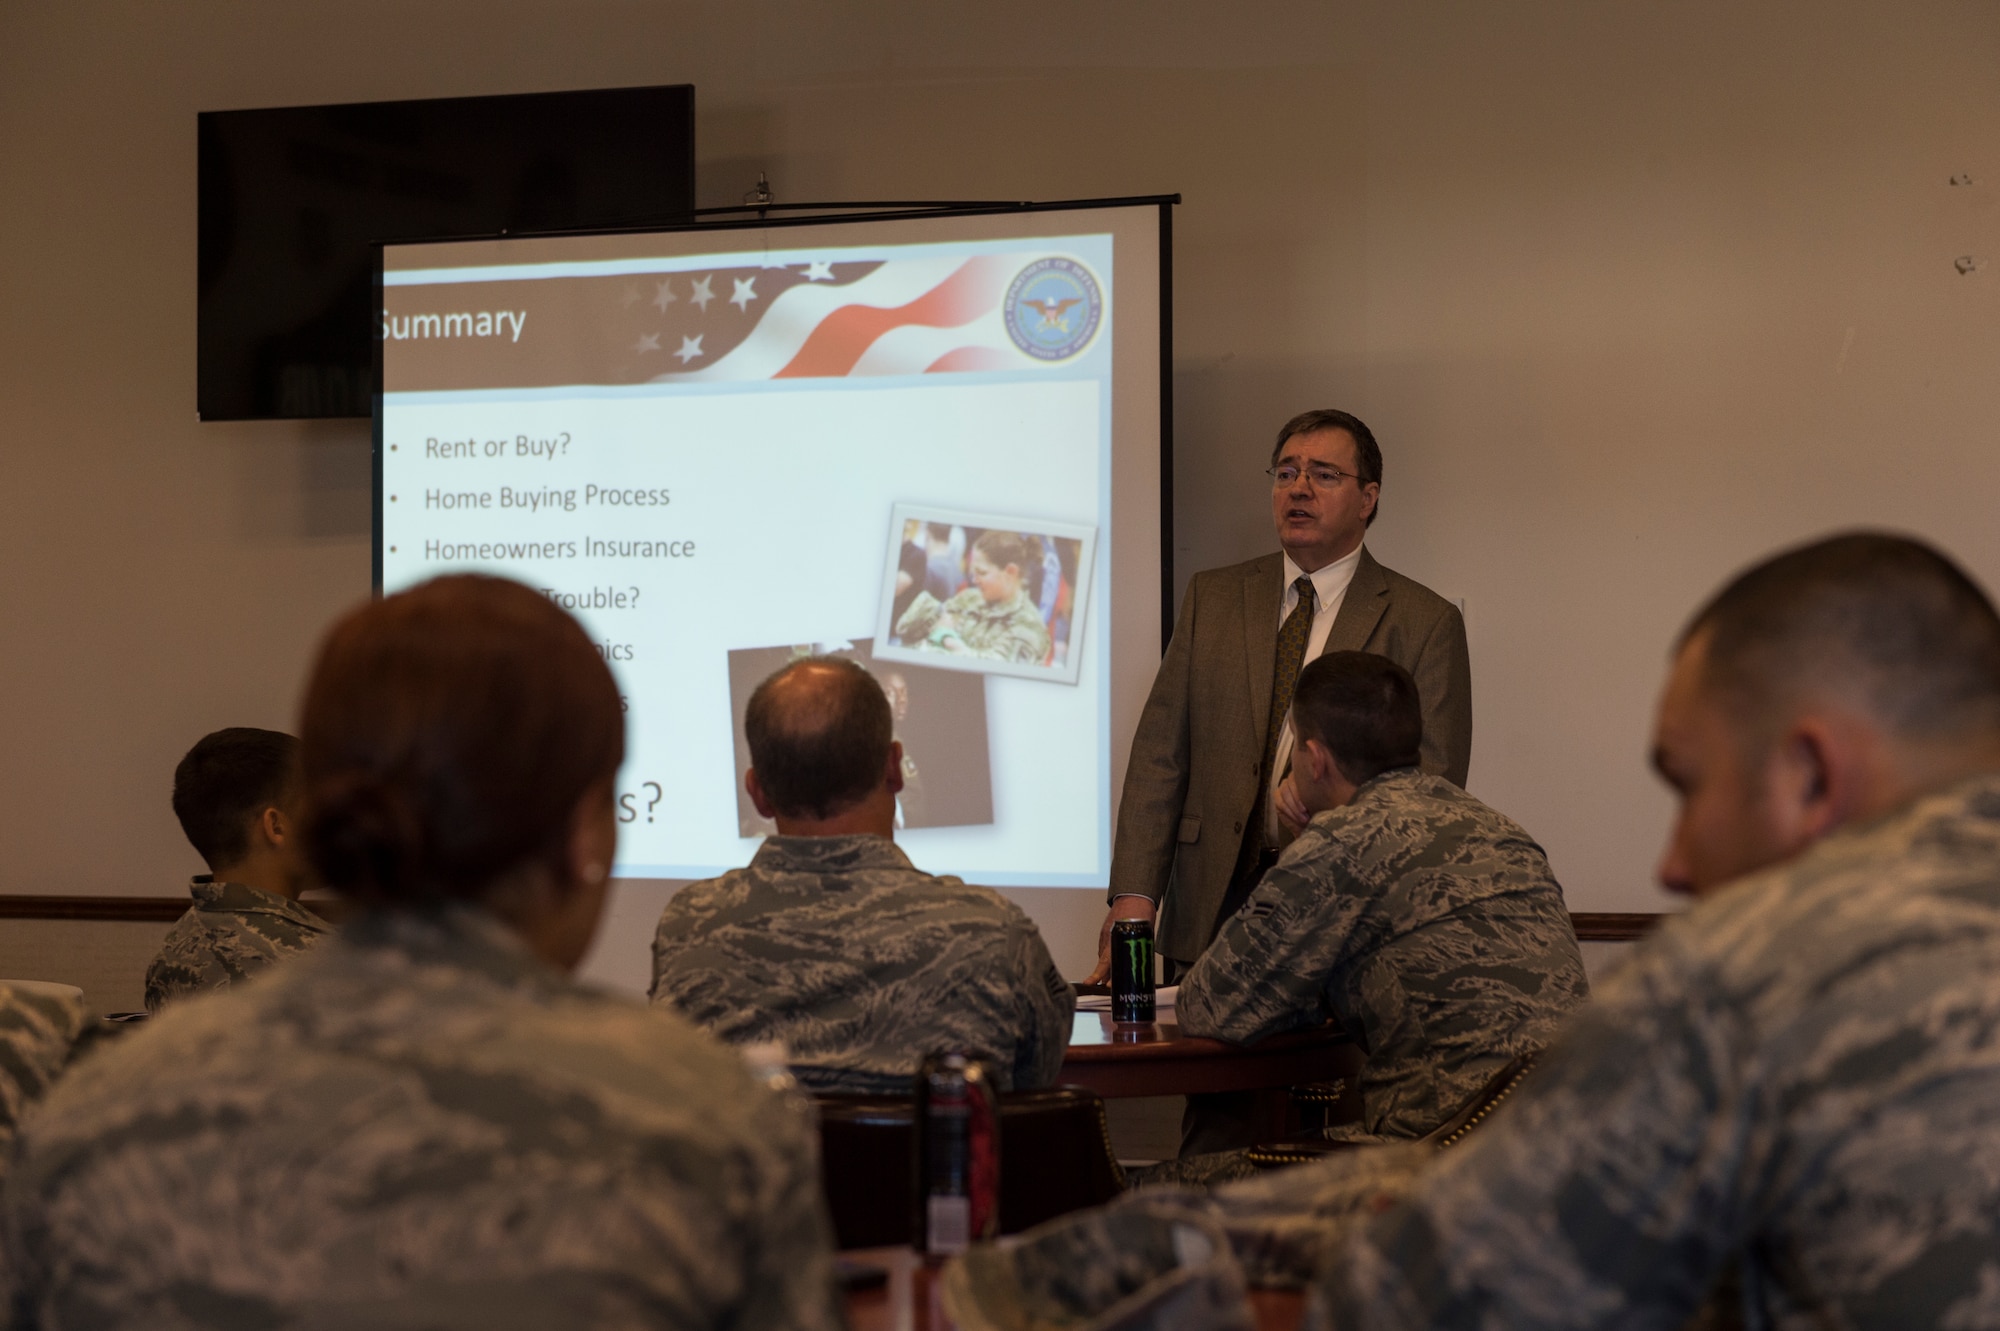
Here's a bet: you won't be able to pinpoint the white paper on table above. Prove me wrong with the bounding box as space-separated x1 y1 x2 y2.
1075 985 1178 1012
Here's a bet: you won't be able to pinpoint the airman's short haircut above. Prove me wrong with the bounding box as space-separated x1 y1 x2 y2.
745 657 894 819
1291 651 1424 787
1680 532 2000 744
172 728 300 871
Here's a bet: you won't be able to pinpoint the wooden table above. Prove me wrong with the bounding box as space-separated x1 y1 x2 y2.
1058 1011 1361 1100
843 1247 1305 1330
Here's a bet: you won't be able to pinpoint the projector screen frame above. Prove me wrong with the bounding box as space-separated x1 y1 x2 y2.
369 196 1177 885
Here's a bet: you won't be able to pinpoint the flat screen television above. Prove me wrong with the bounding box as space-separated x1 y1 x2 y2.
198 84 695 420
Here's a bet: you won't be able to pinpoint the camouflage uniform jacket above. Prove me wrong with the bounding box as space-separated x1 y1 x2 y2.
651 834 1075 1095
895 587 1052 664
1315 772 2000 1330
143 875 332 1013
3 905 840 1331
1178 769 1588 1138
0 982 88 1187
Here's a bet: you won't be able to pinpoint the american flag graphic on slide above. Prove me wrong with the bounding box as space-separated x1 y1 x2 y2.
663 252 1100 382
379 248 1105 393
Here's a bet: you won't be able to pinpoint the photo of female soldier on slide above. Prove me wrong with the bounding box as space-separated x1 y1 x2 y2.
877 507 1096 685
895 529 1051 664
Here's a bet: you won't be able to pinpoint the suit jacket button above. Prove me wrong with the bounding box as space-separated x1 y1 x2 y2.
1233 820 1243 833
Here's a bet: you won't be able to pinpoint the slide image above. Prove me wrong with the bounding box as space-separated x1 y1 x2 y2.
876 504 1097 686
725 638 994 838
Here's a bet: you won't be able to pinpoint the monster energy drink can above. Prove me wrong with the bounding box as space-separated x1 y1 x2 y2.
912 1051 999 1257
1110 918 1157 1022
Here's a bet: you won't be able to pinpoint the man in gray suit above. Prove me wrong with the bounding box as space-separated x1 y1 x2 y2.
1092 409 1472 976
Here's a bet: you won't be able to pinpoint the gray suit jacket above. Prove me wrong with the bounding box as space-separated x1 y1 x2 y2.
1110 547 1473 961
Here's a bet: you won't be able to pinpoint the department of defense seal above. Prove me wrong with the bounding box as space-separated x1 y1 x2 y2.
1003 257 1104 361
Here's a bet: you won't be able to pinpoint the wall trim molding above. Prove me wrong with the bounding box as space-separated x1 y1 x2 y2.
1570 912 1664 941
1 895 1669 939
0 895 189 922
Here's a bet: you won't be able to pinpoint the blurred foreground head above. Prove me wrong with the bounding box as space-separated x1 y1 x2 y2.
1654 532 2000 896
299 574 625 967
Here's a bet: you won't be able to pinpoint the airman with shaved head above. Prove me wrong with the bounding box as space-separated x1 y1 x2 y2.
651 655 1074 1094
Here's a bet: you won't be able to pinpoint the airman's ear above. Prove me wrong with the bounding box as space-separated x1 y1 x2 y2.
564 779 616 893
1764 714 1858 854
1301 737 1337 784
746 768 779 820
884 741 906 797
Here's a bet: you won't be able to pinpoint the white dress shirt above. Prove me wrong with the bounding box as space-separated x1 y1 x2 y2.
1265 544 1364 840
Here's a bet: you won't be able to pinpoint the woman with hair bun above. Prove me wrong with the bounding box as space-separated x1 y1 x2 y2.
892 528 1053 664
3 575 839 1330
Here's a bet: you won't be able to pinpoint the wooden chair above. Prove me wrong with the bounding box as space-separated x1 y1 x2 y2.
1244 1052 1539 1171
1281 1074 1362 1135
816 1085 1127 1249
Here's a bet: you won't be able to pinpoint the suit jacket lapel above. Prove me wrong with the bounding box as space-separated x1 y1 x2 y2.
1322 547 1389 655
1241 554 1284 741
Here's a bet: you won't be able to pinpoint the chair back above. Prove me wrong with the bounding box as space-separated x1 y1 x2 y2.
1423 1051 1537 1150
815 1085 1126 1249
1245 1050 1542 1171
1282 1075 1362 1135
815 1096 912 1248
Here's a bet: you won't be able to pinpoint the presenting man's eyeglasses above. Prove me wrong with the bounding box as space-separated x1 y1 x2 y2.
1266 464 1363 489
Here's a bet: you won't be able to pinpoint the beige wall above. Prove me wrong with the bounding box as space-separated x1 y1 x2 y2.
0 920 168 1015
3 4 1996 968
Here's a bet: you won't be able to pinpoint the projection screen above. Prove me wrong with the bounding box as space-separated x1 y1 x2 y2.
376 200 1168 887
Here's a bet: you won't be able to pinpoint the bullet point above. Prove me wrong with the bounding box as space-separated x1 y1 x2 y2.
390 495 397 502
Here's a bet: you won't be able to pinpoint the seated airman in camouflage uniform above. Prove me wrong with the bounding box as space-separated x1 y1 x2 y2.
950 533 2000 1331
894 529 1054 665
1168 652 1587 1169
653 655 1073 1094
144 727 331 1012
3 576 839 1330
0 981 89 1186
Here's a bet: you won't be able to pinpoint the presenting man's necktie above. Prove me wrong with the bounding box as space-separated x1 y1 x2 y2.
1246 575 1317 845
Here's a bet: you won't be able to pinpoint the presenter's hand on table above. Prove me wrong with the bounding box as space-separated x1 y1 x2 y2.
1085 896 1157 986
